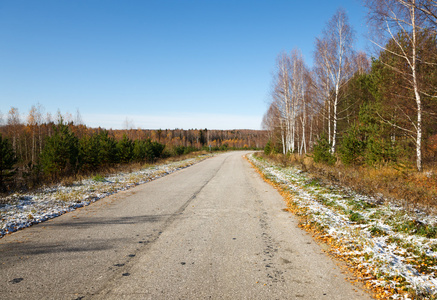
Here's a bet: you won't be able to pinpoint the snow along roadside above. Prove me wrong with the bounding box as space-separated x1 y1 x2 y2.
0 154 213 238
247 153 437 300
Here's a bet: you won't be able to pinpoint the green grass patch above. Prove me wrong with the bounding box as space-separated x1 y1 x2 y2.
92 174 106 182
315 194 335 207
304 178 322 188
368 209 386 220
369 225 387 236
348 211 366 224
391 219 437 238
347 198 376 211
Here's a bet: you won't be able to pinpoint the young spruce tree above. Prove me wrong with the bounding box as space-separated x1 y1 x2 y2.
40 120 79 180
0 134 18 191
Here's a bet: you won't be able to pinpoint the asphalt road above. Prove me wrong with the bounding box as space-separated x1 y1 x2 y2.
0 151 372 299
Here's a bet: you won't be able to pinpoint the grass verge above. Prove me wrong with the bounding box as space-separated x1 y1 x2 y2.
247 153 437 300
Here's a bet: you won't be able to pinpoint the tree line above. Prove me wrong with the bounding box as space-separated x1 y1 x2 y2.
0 107 266 192
263 1 437 172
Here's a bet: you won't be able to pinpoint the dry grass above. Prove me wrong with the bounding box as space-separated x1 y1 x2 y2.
60 176 76 187
159 150 210 164
31 151 213 192
259 153 437 211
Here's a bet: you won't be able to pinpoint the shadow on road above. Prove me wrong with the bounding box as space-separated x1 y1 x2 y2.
44 214 174 228
0 214 178 258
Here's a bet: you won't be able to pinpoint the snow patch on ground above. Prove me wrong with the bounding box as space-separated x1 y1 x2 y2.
248 154 437 299
0 155 211 238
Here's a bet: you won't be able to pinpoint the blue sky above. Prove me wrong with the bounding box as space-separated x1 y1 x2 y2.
0 0 369 130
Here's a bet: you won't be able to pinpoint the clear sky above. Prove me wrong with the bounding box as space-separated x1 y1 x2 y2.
0 0 370 130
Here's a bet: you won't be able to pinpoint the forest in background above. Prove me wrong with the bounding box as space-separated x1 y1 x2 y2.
0 107 266 193
263 1 437 172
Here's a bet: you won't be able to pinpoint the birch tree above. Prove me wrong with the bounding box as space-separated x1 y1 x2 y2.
272 52 294 154
27 106 38 165
7 107 21 155
316 8 355 153
262 103 280 142
303 69 319 153
290 49 311 155
365 0 429 171
267 50 317 155
412 0 437 28
314 38 334 145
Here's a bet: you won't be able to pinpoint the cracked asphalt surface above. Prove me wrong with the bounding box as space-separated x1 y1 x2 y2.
0 151 373 299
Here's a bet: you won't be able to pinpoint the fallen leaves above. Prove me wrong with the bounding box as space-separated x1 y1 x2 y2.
247 153 437 299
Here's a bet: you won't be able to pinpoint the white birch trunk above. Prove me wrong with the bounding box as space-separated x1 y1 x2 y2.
411 1 423 171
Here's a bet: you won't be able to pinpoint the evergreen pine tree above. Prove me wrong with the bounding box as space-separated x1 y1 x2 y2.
79 134 101 172
97 130 118 165
40 120 79 180
0 134 18 191
117 134 133 163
